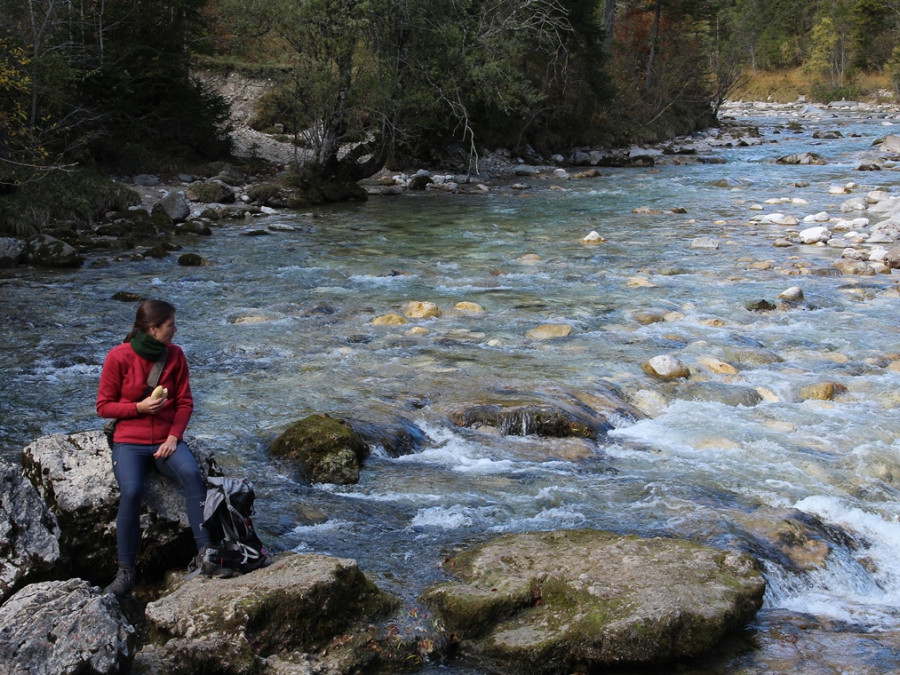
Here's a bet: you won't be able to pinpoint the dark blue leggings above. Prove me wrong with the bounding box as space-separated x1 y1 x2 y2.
111 441 211 565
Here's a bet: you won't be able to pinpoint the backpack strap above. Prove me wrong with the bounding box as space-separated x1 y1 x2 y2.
147 349 167 388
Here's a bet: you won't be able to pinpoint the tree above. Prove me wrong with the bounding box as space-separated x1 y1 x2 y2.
229 0 606 179
0 0 230 173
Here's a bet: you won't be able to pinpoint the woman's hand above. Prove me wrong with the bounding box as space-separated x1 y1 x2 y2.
154 435 179 459
137 394 166 416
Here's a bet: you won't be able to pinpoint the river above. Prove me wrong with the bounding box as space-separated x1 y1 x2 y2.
1 101 899 672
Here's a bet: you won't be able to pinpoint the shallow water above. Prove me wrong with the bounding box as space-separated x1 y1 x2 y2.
2 103 899 671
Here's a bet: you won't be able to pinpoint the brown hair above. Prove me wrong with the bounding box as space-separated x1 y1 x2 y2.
124 299 175 342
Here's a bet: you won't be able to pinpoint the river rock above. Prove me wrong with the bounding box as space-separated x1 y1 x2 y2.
269 414 368 484
0 461 61 604
833 258 875 275
152 190 191 223
799 226 830 244
20 234 84 268
642 354 690 380
344 415 427 458
879 133 900 153
798 381 847 401
776 152 826 165
696 355 739 375
372 312 408 325
691 236 719 249
422 529 765 674
0 578 135 674
404 301 442 319
885 246 900 268
21 431 217 584
448 403 609 439
778 286 804 303
678 381 763 407
0 237 22 267
454 301 485 312
139 553 398 674
734 508 837 572
580 230 605 244
526 324 572 339
186 179 236 204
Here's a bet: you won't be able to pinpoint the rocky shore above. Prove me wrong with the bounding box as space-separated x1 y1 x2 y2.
2 429 770 674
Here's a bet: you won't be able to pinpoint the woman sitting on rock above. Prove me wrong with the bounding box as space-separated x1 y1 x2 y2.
97 298 217 597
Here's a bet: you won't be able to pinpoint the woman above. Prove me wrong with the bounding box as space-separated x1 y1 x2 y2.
97 299 216 597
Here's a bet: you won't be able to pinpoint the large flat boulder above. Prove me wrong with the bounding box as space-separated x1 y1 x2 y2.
423 529 765 674
21 431 217 584
139 552 399 673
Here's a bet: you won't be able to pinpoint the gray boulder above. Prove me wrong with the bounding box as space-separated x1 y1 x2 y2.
423 529 765 674
21 431 217 584
0 461 61 604
20 234 84 268
0 237 22 268
139 553 398 673
0 578 135 674
152 190 191 223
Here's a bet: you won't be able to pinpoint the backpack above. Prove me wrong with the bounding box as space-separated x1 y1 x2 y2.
199 476 270 575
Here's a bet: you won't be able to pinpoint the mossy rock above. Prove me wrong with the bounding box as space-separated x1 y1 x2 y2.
94 222 131 237
246 182 286 206
186 180 235 204
143 244 169 259
423 529 765 674
178 253 204 266
270 414 369 484
174 220 212 236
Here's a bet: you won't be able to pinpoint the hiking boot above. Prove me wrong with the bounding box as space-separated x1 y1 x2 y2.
194 547 232 579
104 563 135 598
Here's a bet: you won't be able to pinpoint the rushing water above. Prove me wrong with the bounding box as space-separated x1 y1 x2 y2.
2 103 899 671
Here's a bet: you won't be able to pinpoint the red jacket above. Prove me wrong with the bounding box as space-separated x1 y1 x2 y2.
97 342 193 445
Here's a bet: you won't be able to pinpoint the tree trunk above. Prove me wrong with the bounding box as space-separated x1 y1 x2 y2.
603 0 616 53
645 0 661 91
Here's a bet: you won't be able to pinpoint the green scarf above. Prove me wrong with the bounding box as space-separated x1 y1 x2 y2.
130 332 167 361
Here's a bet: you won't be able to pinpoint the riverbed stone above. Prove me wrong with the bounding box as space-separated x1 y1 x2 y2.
404 301 442 319
696 355 739 375
269 414 368 484
777 286 804 303
0 461 61 604
454 301 485 313
833 258 876 275
0 578 136 674
372 312 408 325
21 234 84 268
776 152 826 165
526 324 572 339
799 226 831 244
448 403 609 439
422 529 765 674
798 381 847 401
21 431 217 584
678 381 763 407
139 553 398 674
642 354 690 380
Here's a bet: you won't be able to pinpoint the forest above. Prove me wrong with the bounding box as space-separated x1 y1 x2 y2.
2 0 900 234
